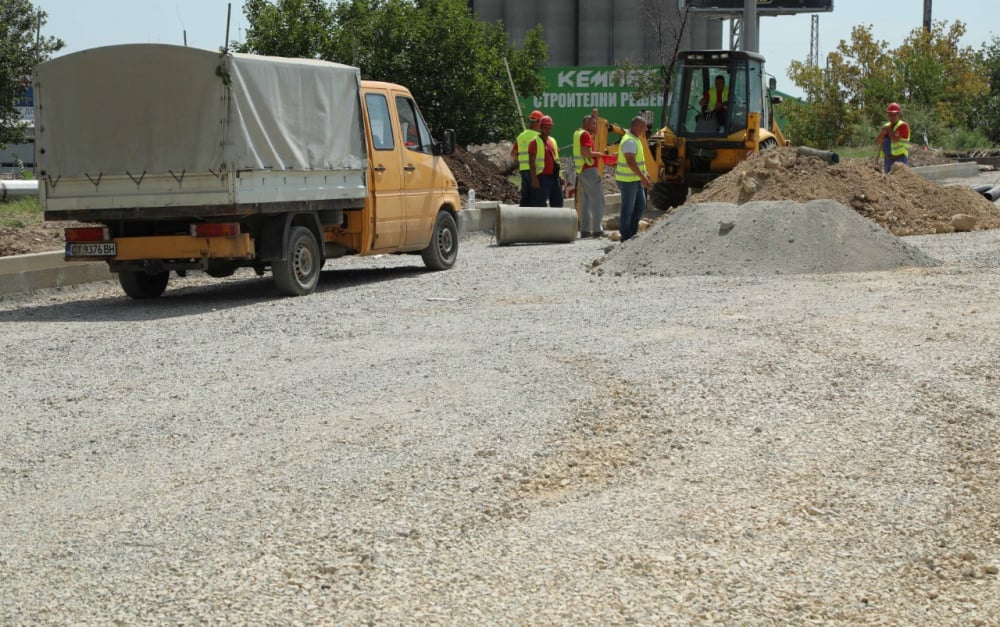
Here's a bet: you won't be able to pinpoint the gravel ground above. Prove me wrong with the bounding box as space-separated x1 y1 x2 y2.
1 225 999 624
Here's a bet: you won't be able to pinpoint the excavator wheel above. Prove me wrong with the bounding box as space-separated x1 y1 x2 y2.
760 138 779 151
649 182 689 210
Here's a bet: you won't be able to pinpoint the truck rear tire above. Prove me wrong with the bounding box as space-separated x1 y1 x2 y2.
119 270 169 299
650 182 688 210
273 226 321 296
421 211 458 270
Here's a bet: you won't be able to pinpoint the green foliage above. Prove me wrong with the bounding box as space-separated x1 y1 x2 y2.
239 0 547 144
0 0 63 148
784 20 994 151
0 194 40 227
973 36 1000 144
238 0 334 58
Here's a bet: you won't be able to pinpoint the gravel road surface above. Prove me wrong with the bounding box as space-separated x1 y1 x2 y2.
2 227 998 624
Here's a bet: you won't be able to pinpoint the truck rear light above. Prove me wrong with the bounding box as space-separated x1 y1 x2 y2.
65 226 110 242
191 223 241 238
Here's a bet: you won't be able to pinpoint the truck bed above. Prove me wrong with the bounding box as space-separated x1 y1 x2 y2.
36 45 369 221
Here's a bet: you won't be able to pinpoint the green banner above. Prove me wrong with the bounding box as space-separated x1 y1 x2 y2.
518 66 664 151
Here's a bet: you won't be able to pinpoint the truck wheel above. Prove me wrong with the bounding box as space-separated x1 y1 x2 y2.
760 138 779 151
421 211 458 270
273 226 321 296
119 270 169 299
650 182 688 210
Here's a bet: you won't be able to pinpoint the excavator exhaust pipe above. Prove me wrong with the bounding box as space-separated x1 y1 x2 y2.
495 205 578 246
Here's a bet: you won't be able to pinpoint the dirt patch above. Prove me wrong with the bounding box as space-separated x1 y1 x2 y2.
0 220 77 257
688 146 1000 236
444 145 519 204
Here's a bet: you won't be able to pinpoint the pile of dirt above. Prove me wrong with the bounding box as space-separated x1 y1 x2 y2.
689 146 1000 236
444 145 519 204
0 220 72 257
593 199 939 278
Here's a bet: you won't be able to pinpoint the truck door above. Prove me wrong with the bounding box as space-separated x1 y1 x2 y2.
393 92 440 248
363 90 405 250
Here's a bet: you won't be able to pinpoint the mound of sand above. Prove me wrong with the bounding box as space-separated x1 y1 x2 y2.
593 199 939 277
688 147 1000 236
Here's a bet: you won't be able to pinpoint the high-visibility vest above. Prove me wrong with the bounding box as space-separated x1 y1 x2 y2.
616 132 647 182
882 120 909 157
572 129 595 173
706 85 729 109
516 129 543 172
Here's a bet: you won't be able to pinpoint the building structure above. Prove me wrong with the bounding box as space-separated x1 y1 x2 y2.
467 0 723 67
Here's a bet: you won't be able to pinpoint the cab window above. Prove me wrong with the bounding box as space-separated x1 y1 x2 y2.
395 95 431 154
365 93 394 151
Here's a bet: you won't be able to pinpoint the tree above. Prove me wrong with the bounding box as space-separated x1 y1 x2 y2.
0 0 64 148
972 36 1000 144
784 20 989 149
239 0 547 145
238 0 334 58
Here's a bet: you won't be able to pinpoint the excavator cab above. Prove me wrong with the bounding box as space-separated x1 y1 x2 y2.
648 49 786 209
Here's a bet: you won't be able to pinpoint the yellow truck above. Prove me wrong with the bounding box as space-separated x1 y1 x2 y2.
36 45 462 298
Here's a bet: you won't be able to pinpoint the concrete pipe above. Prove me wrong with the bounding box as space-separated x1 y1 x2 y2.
0 179 38 201
495 205 578 246
796 146 840 164
983 185 1000 202
971 183 993 194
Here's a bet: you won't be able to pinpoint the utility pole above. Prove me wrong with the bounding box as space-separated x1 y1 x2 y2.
808 14 819 67
923 0 932 32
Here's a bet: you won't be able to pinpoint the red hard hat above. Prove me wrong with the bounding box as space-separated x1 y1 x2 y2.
540 115 553 126
528 110 544 121
886 102 901 113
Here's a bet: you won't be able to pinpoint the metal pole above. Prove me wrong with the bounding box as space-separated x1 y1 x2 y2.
503 57 525 130
923 0 932 32
742 0 758 53
224 3 232 52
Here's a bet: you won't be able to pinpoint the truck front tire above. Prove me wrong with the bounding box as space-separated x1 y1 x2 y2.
119 270 170 299
273 226 321 296
421 211 458 271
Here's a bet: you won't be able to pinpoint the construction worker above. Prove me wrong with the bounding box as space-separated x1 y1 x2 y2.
700 74 729 133
616 116 651 242
512 110 544 205
573 114 605 238
877 102 910 173
533 115 563 207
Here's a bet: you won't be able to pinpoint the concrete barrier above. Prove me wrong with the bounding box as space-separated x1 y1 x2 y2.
0 251 113 296
910 162 980 181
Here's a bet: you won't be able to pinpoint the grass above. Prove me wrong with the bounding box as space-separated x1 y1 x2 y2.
0 195 42 228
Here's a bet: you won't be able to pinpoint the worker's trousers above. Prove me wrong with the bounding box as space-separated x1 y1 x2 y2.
577 167 604 234
617 179 646 241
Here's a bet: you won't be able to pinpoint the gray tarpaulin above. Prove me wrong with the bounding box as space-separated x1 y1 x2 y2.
35 44 367 178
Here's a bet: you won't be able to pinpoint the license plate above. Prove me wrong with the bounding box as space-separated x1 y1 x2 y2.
66 242 117 257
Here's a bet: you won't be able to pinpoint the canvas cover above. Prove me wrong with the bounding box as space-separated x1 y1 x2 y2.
35 44 367 179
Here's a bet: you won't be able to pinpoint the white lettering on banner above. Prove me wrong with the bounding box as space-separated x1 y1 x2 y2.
16 107 33 122
557 69 658 89
533 93 621 108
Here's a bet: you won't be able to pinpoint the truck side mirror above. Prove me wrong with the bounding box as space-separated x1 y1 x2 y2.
434 129 456 156
768 77 777 90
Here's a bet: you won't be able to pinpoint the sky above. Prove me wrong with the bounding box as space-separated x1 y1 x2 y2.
34 0 1000 97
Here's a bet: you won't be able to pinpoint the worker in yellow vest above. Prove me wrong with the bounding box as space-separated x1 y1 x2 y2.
573 115 605 237
877 102 910 173
700 74 729 133
511 110 544 205
615 116 651 241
